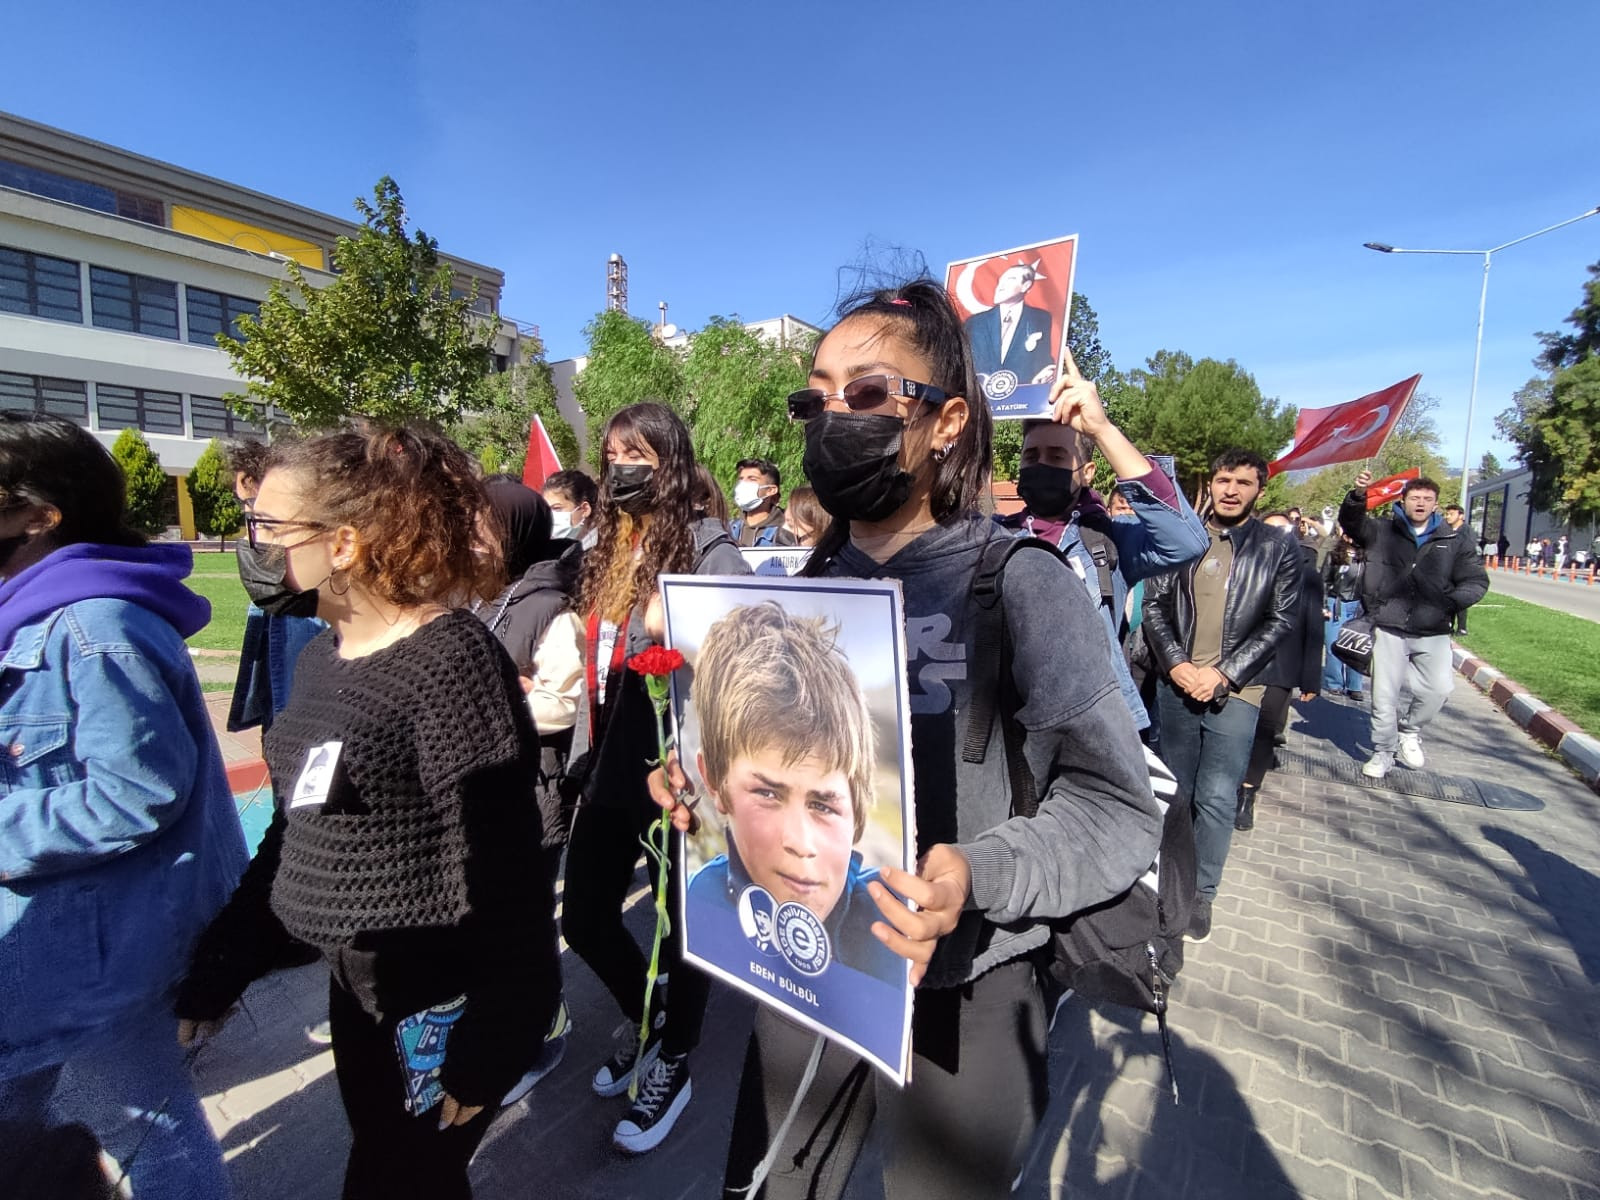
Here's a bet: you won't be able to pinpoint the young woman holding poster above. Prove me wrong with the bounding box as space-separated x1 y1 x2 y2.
655 281 1162 1198
562 401 748 1154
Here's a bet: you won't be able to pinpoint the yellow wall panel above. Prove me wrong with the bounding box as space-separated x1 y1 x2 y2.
170 206 327 270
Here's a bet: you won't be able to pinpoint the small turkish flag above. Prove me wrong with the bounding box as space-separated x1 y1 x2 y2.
521 415 562 490
1364 468 1421 510
1268 375 1420 477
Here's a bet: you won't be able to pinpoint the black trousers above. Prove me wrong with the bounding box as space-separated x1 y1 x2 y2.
1242 684 1293 790
562 800 707 1057
327 978 496 1200
723 958 1047 1200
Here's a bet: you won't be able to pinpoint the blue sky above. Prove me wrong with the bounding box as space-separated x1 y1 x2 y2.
6 0 1597 471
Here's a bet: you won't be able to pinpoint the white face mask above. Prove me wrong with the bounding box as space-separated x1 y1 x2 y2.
733 480 768 513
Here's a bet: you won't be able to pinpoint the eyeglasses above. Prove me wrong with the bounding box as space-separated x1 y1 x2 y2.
786 374 948 422
245 513 328 551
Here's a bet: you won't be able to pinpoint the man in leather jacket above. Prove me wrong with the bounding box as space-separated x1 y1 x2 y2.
1340 471 1488 779
1142 449 1301 941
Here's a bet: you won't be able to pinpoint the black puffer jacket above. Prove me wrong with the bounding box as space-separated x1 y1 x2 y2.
1338 492 1488 636
479 540 583 675
1256 540 1325 693
1142 517 1302 692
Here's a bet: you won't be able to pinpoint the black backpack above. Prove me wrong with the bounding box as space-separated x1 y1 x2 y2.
963 535 1197 1101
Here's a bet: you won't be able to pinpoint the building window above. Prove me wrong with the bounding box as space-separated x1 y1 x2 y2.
0 245 83 323
0 373 89 424
189 394 264 439
0 159 164 226
95 384 184 435
89 267 179 339
186 288 260 346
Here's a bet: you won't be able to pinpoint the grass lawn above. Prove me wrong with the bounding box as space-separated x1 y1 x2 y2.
1462 593 1600 740
185 549 250 654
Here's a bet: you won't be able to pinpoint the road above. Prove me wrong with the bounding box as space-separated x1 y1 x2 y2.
1481 565 1600 625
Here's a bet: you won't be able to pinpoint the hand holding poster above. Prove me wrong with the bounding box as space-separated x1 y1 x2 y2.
945 235 1078 419
659 574 915 1083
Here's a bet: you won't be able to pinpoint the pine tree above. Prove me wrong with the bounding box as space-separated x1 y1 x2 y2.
187 440 244 548
111 428 169 536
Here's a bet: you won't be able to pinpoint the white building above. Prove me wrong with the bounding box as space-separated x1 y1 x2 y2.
0 111 524 536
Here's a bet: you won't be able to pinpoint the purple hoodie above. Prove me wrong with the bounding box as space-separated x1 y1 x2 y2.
0 542 211 653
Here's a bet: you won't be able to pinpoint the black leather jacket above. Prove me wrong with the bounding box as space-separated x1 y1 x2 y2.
1141 517 1302 693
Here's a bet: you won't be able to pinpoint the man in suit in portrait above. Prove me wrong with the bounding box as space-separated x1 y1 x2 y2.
964 260 1059 398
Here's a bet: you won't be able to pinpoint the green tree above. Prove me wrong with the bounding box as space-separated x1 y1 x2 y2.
186 440 243 548
219 177 494 428
1538 356 1600 526
1113 350 1297 503
991 292 1111 481
452 336 580 479
571 310 687 466
683 316 813 496
1535 260 1600 373
111 428 168 536
1478 450 1502 478
1495 376 1558 507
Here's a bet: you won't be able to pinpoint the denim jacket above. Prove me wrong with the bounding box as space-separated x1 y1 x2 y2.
0 592 248 1077
1001 469 1208 729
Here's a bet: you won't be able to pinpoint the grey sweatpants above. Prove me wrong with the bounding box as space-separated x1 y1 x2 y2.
1369 628 1453 753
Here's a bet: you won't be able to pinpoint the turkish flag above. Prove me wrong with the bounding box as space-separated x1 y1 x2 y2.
1268 375 1420 477
1364 468 1421 510
521 415 562 490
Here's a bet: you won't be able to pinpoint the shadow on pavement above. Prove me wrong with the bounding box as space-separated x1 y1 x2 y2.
1482 826 1600 984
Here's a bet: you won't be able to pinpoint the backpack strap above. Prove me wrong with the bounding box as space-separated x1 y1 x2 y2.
962 536 1062 818
1075 511 1120 609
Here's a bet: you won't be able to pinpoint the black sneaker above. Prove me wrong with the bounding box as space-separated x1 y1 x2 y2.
613 1052 692 1154
501 999 573 1105
1188 896 1213 943
593 1021 660 1098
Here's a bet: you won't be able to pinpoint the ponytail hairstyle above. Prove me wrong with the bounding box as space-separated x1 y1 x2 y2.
269 423 501 607
579 402 700 623
802 278 993 575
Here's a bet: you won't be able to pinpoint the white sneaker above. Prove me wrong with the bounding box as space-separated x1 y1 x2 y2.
1397 732 1425 769
1362 751 1395 780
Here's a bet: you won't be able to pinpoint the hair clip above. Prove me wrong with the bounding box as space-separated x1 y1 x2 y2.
888 298 911 306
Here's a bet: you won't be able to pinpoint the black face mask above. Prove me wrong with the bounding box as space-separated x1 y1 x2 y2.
1016 465 1081 519
802 413 917 524
236 543 321 618
607 463 656 512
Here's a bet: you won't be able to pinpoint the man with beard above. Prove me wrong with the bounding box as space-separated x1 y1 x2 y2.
1141 450 1301 942
997 352 1207 734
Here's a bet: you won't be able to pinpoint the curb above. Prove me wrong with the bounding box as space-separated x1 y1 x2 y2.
226 757 270 794
1452 645 1600 793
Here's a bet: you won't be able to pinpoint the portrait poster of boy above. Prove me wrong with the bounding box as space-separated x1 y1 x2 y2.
658 575 915 1082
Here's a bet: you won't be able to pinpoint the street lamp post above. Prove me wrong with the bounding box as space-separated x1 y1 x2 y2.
1364 204 1600 513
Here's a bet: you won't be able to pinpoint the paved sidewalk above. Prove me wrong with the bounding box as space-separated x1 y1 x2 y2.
197 675 1600 1199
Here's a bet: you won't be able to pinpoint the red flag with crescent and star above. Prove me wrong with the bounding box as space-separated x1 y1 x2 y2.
1364 467 1421 510
1267 375 1421 477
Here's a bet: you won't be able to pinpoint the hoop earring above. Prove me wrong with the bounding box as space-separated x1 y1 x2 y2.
329 568 351 597
933 443 953 462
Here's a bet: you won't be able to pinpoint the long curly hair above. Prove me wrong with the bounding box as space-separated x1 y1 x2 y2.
270 423 502 607
579 402 701 623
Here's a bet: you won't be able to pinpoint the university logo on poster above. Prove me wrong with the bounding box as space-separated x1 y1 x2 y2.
945 235 1079 419
658 574 916 1083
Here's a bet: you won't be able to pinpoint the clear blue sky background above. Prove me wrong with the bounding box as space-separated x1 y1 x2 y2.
6 0 1597 472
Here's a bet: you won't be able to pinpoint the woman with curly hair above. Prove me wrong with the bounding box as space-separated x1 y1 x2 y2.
562 401 747 1154
175 425 560 1200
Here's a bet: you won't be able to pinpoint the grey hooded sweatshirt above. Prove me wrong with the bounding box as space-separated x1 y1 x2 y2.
826 514 1161 988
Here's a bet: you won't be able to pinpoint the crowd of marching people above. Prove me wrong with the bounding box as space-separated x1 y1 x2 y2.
0 276 1495 1200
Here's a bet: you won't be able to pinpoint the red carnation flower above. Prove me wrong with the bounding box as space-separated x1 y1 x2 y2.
628 646 685 678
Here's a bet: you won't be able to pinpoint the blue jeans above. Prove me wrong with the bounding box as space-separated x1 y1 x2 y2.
1323 599 1368 694
0 1006 229 1199
1157 681 1260 899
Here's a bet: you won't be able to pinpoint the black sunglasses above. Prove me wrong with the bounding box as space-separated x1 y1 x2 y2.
786 374 948 422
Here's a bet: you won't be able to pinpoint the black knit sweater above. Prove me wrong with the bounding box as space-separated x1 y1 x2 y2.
176 610 560 1106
